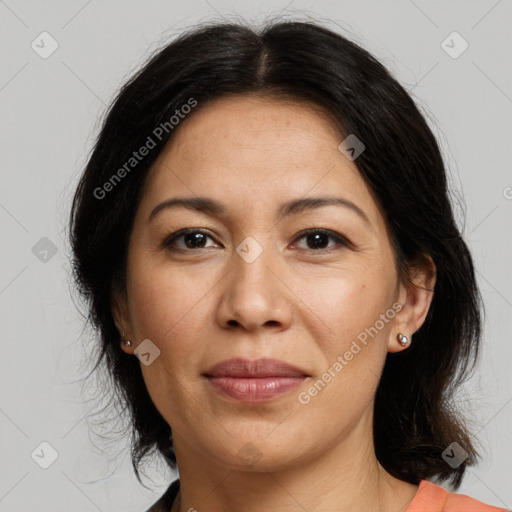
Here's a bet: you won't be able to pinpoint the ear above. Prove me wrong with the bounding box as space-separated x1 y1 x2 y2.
111 286 135 354
388 253 436 353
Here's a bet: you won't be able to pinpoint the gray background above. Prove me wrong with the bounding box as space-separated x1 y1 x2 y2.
1 1 511 511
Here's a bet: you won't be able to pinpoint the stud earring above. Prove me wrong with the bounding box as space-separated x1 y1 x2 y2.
121 328 132 347
397 332 409 347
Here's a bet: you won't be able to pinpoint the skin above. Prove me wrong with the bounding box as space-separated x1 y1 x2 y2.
112 94 436 512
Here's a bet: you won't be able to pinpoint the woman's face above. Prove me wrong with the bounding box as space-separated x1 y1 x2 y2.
113 94 433 472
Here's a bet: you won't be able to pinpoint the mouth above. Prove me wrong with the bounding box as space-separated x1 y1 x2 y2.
203 357 309 378
203 357 309 403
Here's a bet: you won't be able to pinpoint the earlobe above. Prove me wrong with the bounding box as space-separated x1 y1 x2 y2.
111 289 134 353
388 255 436 353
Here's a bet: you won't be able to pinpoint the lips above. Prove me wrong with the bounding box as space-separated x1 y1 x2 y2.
203 357 309 378
203 358 309 403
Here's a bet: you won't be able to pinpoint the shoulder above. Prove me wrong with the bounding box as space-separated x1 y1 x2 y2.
143 479 180 512
406 479 509 512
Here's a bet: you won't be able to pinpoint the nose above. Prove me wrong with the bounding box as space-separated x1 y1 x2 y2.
216 241 294 332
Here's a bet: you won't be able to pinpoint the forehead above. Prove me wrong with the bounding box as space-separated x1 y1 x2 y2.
153 94 345 176
139 94 383 229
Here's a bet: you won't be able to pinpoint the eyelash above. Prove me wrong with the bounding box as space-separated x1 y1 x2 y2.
162 228 350 254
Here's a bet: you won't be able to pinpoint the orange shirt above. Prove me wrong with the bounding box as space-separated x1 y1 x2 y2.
406 479 509 512
145 478 510 512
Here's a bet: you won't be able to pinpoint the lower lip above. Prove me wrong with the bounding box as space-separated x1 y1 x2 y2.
206 376 306 402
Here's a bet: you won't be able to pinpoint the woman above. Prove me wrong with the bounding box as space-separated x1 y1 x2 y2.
68 18 508 512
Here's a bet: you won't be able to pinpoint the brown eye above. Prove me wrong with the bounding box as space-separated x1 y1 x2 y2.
292 229 349 252
162 227 350 254
163 229 218 251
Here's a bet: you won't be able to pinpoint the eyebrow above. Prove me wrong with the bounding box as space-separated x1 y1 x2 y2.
147 195 371 226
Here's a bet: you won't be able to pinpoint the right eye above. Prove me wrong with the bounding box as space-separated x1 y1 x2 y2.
162 229 219 251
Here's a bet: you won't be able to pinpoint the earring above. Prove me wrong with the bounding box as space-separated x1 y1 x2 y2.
397 332 409 347
121 328 132 347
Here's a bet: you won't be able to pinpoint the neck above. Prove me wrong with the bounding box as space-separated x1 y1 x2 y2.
170 409 418 512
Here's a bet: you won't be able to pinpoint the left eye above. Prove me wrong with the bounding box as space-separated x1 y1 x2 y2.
162 228 349 252
291 229 348 252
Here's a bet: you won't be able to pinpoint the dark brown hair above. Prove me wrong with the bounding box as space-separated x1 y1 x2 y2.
69 18 483 489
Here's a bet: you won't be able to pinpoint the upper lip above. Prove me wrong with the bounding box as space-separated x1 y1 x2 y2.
203 358 309 378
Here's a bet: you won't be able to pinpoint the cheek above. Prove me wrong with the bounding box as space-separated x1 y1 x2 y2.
308 267 394 343
126 261 215 426
298 274 392 424
127 254 211 339
125 257 222 395
302 266 395 409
